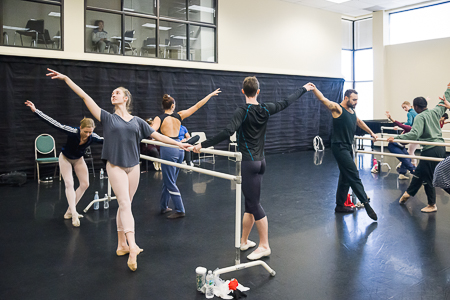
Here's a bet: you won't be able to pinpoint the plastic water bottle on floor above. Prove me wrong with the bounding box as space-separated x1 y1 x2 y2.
93 191 99 210
104 194 109 209
205 270 214 299
100 168 104 179
371 158 378 173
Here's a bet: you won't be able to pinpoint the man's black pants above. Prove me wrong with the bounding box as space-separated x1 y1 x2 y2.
331 143 368 206
407 146 446 205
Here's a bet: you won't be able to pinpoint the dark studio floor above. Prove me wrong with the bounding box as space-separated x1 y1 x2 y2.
1 149 450 300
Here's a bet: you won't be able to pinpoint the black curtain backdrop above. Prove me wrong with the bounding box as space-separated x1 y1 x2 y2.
0 55 343 175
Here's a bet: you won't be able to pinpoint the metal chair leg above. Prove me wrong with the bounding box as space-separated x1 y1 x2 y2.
36 162 40 184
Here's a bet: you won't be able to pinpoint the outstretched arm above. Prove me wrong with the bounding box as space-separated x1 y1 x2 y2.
25 100 77 134
178 88 221 120
150 131 191 151
385 111 394 123
193 107 246 153
264 83 314 115
311 84 342 117
438 83 450 110
357 117 377 141
46 68 101 122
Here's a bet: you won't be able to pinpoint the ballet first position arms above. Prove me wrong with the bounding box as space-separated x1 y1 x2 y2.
194 76 314 260
46 68 190 271
311 85 378 221
25 100 103 227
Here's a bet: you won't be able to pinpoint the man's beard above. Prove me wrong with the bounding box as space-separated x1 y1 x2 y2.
347 102 356 109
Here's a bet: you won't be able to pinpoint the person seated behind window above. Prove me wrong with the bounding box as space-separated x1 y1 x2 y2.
92 20 119 54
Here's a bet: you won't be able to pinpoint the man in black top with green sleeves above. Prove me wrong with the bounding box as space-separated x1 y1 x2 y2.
387 84 449 213
312 85 378 221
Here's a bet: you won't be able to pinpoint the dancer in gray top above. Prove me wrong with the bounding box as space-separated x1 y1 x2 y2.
46 68 190 271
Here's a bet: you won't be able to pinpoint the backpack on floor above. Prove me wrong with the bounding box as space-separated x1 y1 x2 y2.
0 171 27 186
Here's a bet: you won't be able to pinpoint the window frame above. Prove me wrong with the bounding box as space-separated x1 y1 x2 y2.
389 1 450 45
342 17 373 120
1 0 64 51
84 0 217 63
342 17 373 89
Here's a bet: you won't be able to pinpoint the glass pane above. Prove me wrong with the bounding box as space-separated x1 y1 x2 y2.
189 0 216 24
123 0 155 15
86 0 121 11
354 49 373 81
159 21 187 60
354 18 372 49
2 0 61 49
160 0 187 20
354 82 373 120
342 19 352 49
85 10 121 54
341 50 353 81
190 25 215 62
390 2 450 45
125 16 156 57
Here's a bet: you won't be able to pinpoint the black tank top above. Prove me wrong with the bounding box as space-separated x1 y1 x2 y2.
332 105 357 145
158 113 182 138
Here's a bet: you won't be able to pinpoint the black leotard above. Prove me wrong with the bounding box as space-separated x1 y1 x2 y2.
158 113 182 138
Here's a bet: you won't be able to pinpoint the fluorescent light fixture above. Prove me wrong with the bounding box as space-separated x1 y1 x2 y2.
326 0 350 3
142 23 172 30
172 36 197 40
86 25 98 28
48 12 61 17
123 7 135 11
188 5 215 13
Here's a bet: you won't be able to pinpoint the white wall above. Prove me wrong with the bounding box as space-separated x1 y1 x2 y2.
0 0 342 78
384 37 450 119
384 37 450 146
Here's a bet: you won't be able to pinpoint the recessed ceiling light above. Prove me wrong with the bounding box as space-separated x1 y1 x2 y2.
326 0 351 3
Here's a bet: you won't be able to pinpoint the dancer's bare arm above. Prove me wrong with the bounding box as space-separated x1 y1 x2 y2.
25 100 37 112
150 131 191 151
178 88 221 120
357 117 378 141
151 116 161 131
311 84 342 118
46 68 101 121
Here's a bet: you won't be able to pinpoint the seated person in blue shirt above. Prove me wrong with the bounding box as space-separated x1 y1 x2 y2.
92 20 119 54
178 125 199 167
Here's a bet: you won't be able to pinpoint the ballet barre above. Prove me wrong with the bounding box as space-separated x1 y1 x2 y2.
140 139 276 277
354 136 450 164
380 127 450 141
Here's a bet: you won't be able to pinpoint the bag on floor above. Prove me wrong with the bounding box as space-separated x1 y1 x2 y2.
0 171 27 186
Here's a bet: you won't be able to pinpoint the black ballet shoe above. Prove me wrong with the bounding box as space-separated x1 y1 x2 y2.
335 205 354 213
363 202 378 221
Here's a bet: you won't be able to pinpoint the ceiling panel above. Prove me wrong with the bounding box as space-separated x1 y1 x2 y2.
280 0 443 17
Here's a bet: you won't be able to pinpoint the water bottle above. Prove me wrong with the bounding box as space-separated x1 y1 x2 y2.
93 191 99 210
205 270 214 299
100 168 104 179
104 193 109 209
